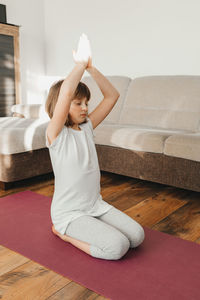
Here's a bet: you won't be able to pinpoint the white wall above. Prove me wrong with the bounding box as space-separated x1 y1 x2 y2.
44 0 200 79
1 0 46 104
1 0 200 106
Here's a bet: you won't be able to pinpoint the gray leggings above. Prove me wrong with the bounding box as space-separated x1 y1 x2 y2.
65 206 145 260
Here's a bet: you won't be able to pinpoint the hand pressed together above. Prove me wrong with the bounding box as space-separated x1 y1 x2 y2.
72 33 92 69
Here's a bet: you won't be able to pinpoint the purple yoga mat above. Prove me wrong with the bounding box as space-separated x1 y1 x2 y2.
0 190 200 300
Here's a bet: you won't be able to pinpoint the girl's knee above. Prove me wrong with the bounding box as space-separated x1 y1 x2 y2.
91 233 130 260
130 226 145 248
113 235 130 259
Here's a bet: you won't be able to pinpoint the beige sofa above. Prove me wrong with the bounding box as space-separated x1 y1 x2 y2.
0 75 200 192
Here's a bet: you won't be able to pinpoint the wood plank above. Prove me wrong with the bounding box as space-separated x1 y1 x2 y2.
104 180 166 211
152 192 200 242
0 260 70 300
0 246 29 277
124 188 190 227
46 281 106 300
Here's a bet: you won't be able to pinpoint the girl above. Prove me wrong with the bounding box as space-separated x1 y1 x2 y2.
45 33 145 260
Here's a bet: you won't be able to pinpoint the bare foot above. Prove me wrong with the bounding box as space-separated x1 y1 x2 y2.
52 225 70 242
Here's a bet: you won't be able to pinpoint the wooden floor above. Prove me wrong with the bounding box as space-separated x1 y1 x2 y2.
0 171 200 300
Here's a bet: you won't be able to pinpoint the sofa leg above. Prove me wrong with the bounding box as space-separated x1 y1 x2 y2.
0 181 13 190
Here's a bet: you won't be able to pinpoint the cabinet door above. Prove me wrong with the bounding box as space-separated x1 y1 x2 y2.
0 23 20 117
0 33 15 117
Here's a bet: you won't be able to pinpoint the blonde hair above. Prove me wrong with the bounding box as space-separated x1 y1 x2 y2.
45 79 91 127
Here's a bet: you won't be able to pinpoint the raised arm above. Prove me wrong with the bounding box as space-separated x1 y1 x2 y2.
46 63 86 146
46 33 90 146
86 66 120 129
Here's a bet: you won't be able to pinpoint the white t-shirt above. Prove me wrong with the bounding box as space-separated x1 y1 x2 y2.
45 117 113 235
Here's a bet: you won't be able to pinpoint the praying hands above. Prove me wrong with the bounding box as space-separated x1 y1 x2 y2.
72 33 92 69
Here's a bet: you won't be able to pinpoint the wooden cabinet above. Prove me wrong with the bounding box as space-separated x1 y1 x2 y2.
0 23 21 116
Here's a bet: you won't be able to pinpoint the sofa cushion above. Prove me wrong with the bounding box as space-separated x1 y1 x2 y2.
0 117 48 154
119 75 200 132
82 75 131 124
164 133 200 162
93 124 193 153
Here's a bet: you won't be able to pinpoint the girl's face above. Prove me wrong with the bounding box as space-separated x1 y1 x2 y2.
68 97 89 124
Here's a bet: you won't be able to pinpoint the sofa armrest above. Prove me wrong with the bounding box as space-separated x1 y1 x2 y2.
11 104 49 121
